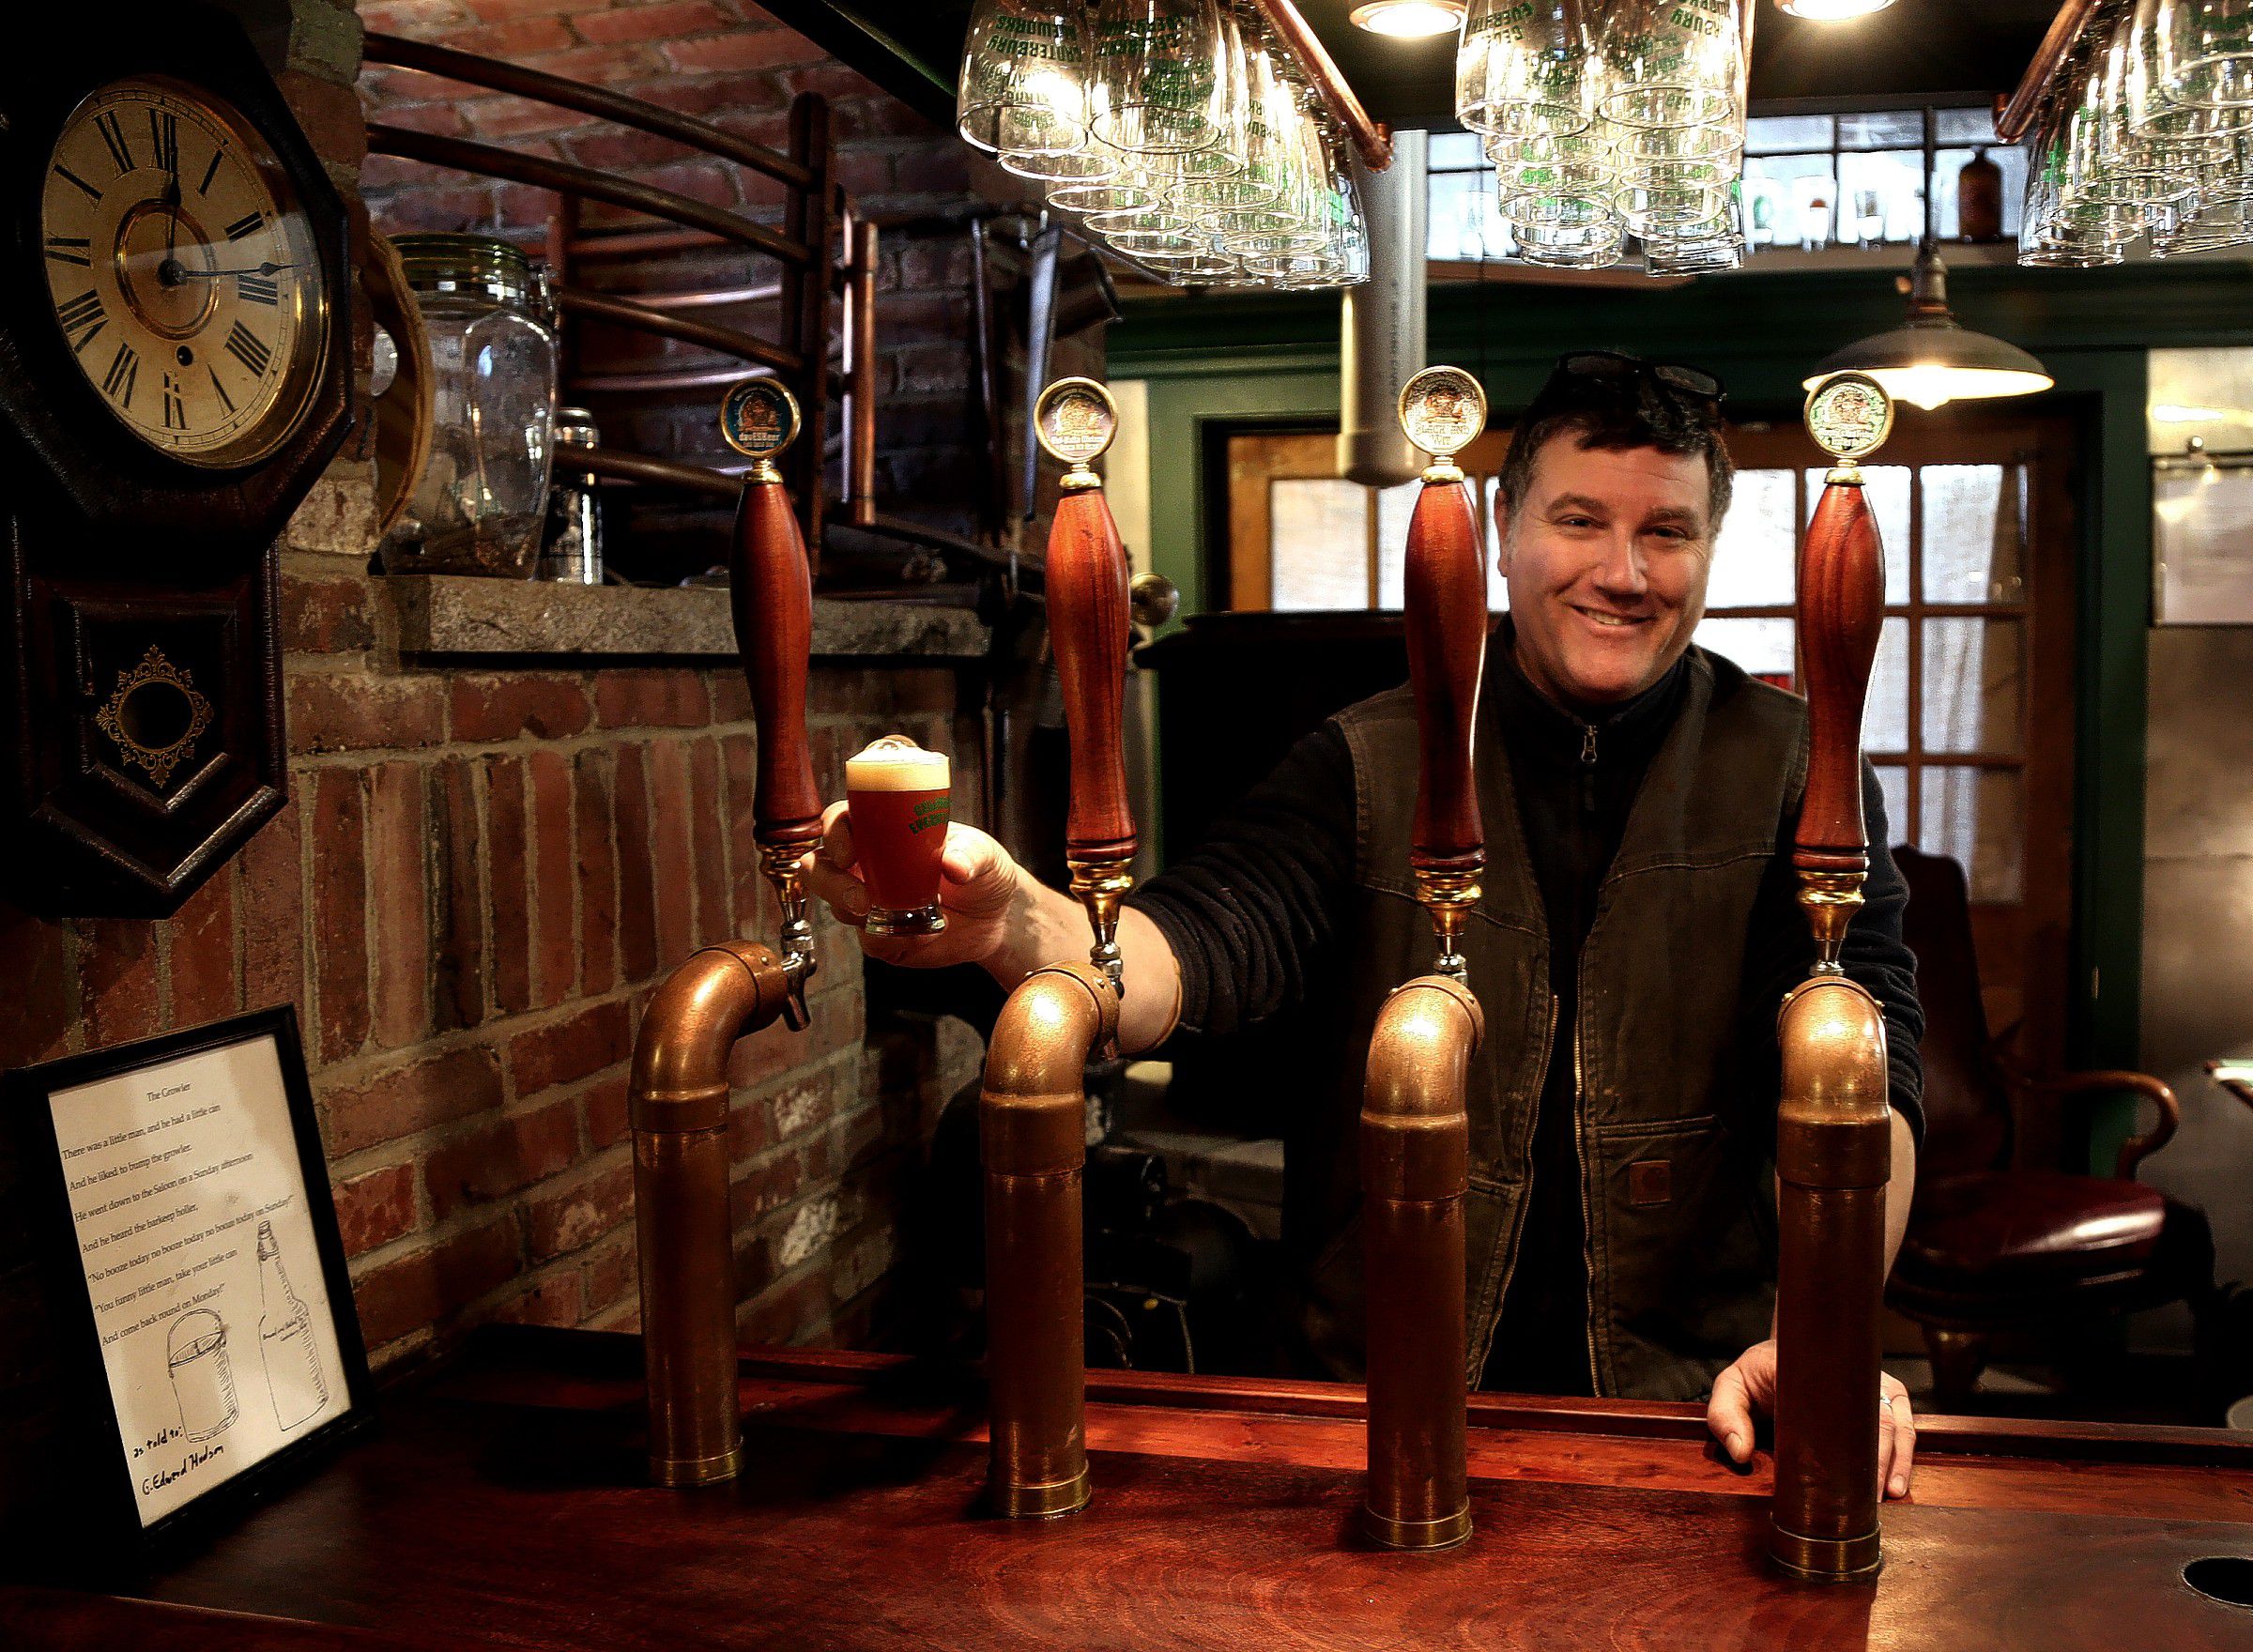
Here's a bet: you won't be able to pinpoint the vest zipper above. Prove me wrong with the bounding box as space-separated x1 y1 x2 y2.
1572 1004 1600 1394
1575 720 1602 1391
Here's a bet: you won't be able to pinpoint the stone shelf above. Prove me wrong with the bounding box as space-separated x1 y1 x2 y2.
384 576 989 663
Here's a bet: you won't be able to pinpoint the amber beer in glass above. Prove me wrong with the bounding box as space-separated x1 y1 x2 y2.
846 736 951 935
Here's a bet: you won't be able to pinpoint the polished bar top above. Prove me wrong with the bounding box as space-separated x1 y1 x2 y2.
8 1326 2252 1650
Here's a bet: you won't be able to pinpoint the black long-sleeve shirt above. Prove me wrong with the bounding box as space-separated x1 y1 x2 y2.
1128 636 1925 1395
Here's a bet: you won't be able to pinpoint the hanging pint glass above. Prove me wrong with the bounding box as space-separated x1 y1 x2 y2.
846 735 951 936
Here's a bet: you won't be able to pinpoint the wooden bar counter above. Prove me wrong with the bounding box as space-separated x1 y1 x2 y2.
8 1325 2253 1649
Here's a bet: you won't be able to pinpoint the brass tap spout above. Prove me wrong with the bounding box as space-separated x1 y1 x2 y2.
979 962 1119 1518
1360 974 1481 1551
629 940 793 1488
1769 975 1893 1583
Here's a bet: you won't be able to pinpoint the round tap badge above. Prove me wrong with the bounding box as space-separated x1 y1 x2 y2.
1804 372 1895 465
719 377 802 463
1034 377 1118 470
1398 366 1488 459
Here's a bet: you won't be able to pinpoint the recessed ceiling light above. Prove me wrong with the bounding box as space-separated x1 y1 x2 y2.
1776 0 1896 18
1349 1 1466 38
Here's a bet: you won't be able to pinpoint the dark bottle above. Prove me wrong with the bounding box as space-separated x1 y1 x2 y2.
1958 147 2004 243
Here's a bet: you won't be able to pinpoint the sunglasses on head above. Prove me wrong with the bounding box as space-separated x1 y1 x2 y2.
1553 349 1727 409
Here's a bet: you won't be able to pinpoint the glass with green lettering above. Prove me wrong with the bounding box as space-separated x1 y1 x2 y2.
846 736 952 937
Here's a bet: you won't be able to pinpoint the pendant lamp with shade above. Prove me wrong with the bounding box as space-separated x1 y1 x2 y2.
1805 112 2052 411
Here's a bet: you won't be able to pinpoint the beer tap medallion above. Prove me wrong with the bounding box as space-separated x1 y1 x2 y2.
1804 371 1894 482
718 377 801 483
1034 376 1117 490
1398 366 1488 483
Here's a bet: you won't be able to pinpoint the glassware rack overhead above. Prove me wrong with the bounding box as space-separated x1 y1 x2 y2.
2001 0 2253 266
956 1 1376 289
1456 0 1755 275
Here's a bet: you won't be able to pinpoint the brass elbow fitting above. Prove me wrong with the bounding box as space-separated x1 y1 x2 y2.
979 961 1119 1519
629 940 793 1488
1361 974 1481 1551
1770 974 1893 1583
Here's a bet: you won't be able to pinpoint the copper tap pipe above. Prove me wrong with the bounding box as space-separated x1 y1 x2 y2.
1769 974 1893 1583
1247 1 1392 172
845 220 879 528
979 962 1118 1518
629 940 793 1487
1360 974 1481 1551
1995 0 2104 143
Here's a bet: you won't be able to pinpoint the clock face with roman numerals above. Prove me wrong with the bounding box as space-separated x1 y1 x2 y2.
39 75 329 468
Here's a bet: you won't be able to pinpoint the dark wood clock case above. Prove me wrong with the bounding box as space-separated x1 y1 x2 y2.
0 2 351 918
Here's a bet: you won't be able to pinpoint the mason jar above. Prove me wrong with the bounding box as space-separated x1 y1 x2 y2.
384 234 559 576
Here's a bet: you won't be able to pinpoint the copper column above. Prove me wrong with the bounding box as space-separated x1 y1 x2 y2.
628 380 822 1486
1362 974 1480 1549
980 378 1136 1517
1769 373 1898 1581
1359 368 1491 1551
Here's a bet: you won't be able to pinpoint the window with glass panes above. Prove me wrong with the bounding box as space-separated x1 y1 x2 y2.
1742 107 2029 252
1697 442 2033 904
1424 107 2029 264
1223 411 2079 1065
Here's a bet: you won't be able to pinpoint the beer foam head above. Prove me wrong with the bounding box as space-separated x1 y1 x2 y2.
846 736 949 792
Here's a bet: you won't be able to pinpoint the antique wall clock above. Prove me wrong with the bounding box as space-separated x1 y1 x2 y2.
0 1 350 916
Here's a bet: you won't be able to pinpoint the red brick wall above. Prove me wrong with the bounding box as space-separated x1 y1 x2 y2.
357 0 1024 557
4 553 989 1373
0 1 1008 1414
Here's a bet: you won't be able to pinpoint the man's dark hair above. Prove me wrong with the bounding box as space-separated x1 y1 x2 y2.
1495 353 1736 532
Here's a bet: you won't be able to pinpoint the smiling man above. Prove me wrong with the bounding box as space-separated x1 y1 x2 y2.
803 351 1926 1499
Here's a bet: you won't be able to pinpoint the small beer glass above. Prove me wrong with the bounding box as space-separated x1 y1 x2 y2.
958 0 1092 161
1090 0 1226 157
1457 0 1597 139
2154 0 2253 112
1595 0 1747 130
845 736 952 937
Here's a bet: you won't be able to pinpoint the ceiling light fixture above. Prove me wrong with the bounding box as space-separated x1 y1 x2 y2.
1805 243 2053 411
1806 108 2051 412
1348 1 1465 38
1776 0 1896 18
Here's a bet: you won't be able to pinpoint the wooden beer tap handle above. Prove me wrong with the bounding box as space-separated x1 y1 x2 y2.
729 480 822 849
1398 368 1491 978
1035 378 1136 987
721 380 820 1023
1405 480 1487 879
1795 375 1894 967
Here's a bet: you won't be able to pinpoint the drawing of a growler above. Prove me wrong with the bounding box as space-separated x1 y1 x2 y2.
166 1308 238 1442
256 1220 328 1430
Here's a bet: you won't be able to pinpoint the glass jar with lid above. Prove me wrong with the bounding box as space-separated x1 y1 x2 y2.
383 234 559 576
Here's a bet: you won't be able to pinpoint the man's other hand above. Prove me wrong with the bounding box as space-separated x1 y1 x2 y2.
1705 1338 1917 1499
801 800 1020 971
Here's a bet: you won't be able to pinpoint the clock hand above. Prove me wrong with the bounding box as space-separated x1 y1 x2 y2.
171 260 299 280
163 144 182 262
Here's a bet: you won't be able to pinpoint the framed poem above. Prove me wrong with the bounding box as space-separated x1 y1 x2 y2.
3 1005 370 1568
2153 451 2253 625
